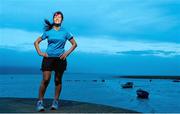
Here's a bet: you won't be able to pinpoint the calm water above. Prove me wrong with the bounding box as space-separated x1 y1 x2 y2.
0 73 180 113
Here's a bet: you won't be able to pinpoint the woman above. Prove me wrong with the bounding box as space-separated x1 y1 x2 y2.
34 11 77 111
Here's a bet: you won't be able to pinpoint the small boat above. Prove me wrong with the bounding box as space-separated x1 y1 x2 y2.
93 80 97 82
136 89 149 99
121 82 133 88
101 79 105 82
172 79 180 82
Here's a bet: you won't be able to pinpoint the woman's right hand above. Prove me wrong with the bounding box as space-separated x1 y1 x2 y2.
39 52 48 57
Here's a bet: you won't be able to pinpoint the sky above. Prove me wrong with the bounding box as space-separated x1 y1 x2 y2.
0 0 180 75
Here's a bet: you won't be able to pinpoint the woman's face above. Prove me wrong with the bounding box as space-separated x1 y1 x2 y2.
53 14 62 24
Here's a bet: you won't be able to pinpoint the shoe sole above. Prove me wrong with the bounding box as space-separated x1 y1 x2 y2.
51 107 58 110
38 108 45 112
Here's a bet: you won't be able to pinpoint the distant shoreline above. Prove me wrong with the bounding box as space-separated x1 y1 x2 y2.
113 76 180 79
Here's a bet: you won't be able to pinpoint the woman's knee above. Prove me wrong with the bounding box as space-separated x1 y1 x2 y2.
54 79 62 86
54 71 64 85
42 79 50 86
42 71 51 86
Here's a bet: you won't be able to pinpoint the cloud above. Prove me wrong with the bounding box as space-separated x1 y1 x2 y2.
0 28 47 51
1 28 180 58
75 36 180 57
118 50 178 58
1 0 180 43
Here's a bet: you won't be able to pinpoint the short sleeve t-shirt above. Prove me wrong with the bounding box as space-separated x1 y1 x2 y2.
41 27 73 57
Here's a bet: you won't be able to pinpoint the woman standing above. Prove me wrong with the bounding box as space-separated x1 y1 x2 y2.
34 11 77 111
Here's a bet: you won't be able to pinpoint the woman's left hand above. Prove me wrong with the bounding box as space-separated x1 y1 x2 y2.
60 53 68 60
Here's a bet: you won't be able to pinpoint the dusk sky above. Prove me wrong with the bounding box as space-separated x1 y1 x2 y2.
0 0 180 75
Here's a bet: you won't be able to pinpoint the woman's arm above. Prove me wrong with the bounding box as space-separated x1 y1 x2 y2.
34 37 48 57
60 38 77 60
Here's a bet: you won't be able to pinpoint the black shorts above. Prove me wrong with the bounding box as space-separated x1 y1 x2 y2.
40 57 67 72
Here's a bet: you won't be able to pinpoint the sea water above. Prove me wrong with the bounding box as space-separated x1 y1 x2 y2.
0 73 180 113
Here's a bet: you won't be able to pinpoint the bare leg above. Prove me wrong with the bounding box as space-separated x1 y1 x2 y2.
38 71 52 100
54 70 64 100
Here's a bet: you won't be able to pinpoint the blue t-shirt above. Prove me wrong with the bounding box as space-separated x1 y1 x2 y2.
41 27 73 57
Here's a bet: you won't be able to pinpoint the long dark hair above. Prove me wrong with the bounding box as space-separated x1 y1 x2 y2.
44 11 64 31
